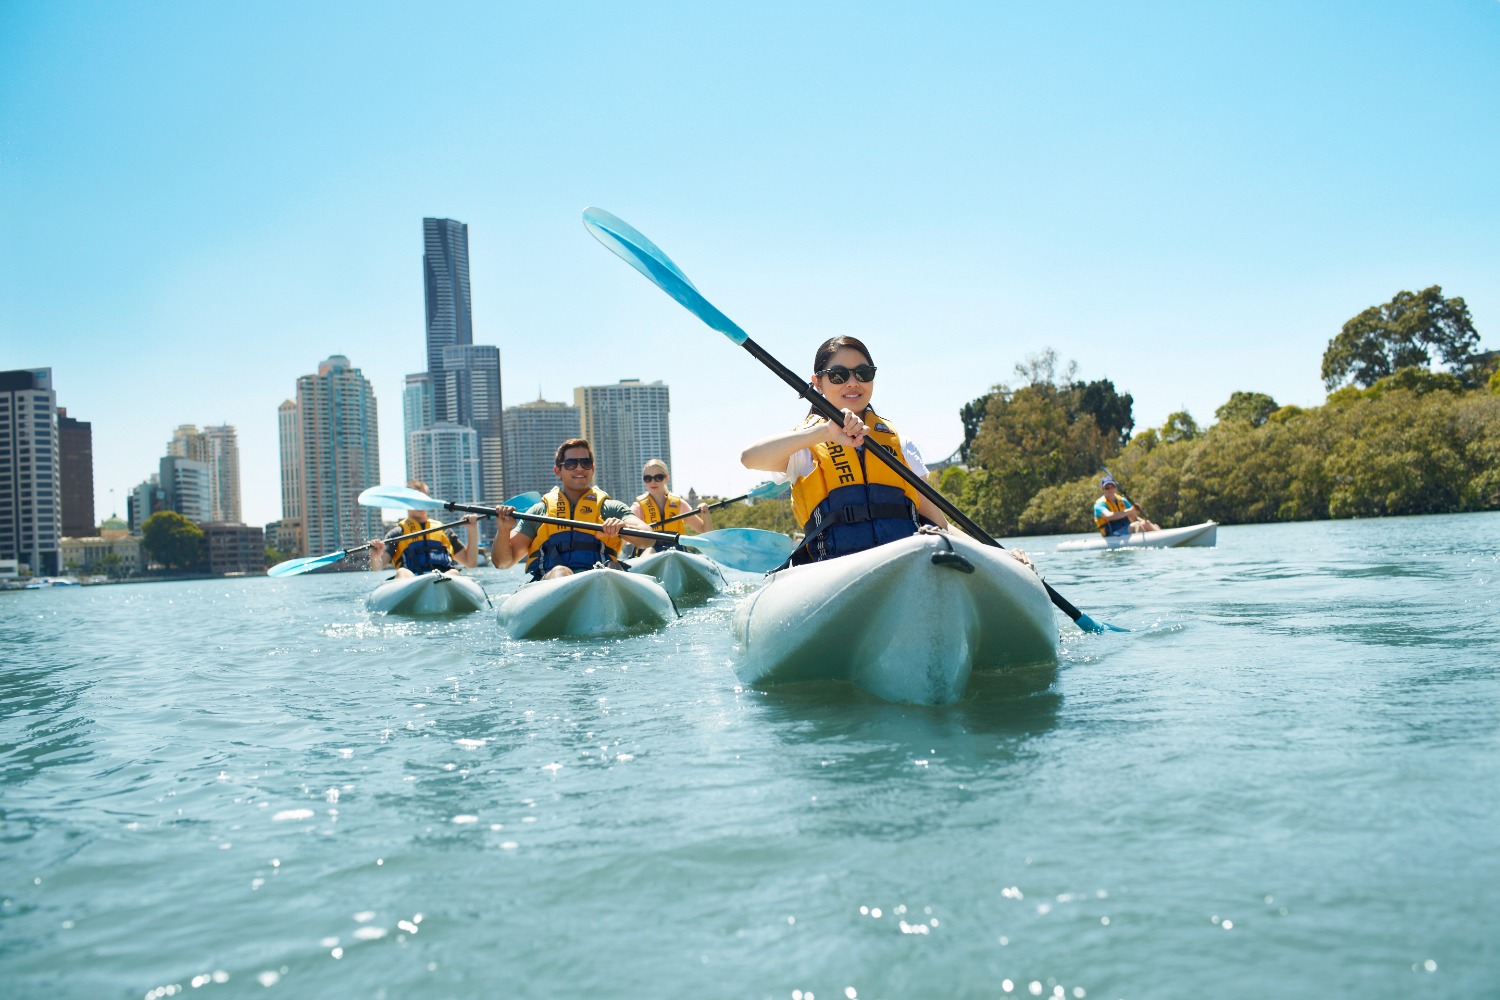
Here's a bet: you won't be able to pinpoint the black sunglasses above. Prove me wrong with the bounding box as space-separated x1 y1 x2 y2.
559 457 594 470
643 473 666 483
817 364 877 385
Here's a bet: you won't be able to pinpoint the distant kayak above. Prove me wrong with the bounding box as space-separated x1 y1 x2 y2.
367 570 488 615
731 532 1057 706
1057 521 1218 551
628 548 725 604
498 567 676 640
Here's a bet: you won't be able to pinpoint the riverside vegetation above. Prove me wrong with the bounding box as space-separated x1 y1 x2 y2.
714 285 1500 538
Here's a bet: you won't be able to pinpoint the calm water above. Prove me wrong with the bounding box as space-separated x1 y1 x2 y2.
3 514 1498 999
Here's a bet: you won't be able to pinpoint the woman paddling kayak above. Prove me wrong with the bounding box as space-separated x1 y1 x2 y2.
740 336 951 565
631 458 713 554
367 479 480 577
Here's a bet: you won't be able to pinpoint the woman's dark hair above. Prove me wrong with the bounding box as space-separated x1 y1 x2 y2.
807 336 875 417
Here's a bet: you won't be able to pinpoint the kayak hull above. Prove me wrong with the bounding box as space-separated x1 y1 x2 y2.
498 567 676 639
368 570 488 615
1057 520 1218 551
731 532 1058 706
628 548 725 604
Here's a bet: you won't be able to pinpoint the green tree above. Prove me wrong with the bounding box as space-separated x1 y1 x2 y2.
1321 285 1482 391
1214 391 1279 427
141 511 204 571
1161 411 1200 443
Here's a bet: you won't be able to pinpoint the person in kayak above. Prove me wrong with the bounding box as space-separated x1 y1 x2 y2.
1094 474 1160 536
631 459 713 554
740 335 950 564
367 480 480 577
490 438 653 580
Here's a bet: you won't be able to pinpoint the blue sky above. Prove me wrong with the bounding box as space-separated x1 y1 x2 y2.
4 1 1497 528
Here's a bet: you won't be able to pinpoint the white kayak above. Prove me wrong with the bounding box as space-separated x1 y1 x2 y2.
731 532 1058 706
368 570 488 615
498 567 677 640
628 547 726 604
1056 520 1218 551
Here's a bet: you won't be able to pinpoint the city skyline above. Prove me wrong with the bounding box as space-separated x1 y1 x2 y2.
4 4 1496 530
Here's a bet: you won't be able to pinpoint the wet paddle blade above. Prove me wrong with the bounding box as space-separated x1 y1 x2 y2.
746 479 791 501
583 208 749 345
357 484 447 510
682 527 795 574
268 550 347 577
505 491 543 511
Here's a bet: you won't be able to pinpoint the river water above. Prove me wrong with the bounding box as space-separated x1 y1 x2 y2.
3 513 1497 999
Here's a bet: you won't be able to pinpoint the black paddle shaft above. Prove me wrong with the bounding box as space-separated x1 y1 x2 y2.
652 491 751 528
738 336 1088 623
440 500 682 547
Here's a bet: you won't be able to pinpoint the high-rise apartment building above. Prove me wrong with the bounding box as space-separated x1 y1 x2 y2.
0 368 61 575
293 355 381 559
424 218 473 420
166 423 242 523
575 380 671 504
409 421 482 512
437 344 504 509
159 455 212 524
57 407 95 537
502 398 581 498
402 372 432 480
277 400 301 521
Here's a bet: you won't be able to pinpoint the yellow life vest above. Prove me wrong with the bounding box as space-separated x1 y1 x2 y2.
1095 495 1129 535
790 409 923 526
526 486 622 576
636 492 688 535
789 408 923 562
389 516 457 571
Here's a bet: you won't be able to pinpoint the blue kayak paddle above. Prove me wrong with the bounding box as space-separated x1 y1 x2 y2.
357 484 795 574
581 207 1125 634
267 491 543 578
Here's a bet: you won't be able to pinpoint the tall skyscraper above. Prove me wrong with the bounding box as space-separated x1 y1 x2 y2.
408 421 482 513
402 372 433 480
575 380 671 504
159 455 212 524
0 368 61 575
502 398 581 498
166 423 242 523
437 344 504 507
57 407 95 537
293 355 381 559
424 217 472 421
277 400 301 521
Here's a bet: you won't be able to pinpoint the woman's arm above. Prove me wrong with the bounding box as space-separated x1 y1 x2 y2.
741 411 867 472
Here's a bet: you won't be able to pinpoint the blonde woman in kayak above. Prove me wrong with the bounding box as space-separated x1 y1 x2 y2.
740 335 950 565
631 459 713 554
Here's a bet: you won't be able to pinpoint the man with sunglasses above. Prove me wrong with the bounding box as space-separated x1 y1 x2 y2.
1094 474 1159 537
490 438 652 580
631 459 713 553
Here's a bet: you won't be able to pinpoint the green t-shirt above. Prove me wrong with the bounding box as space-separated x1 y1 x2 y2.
514 497 634 539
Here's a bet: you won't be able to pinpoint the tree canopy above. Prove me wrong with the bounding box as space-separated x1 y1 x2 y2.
141 511 204 570
1215 391 1279 427
1321 286 1482 391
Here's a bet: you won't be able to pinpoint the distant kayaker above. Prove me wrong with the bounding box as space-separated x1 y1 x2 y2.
631 459 713 554
367 480 480 577
740 335 950 565
490 438 653 580
1094 474 1160 536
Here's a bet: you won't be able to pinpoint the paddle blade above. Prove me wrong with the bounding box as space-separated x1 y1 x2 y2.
268 550 347 578
583 208 749 345
745 479 791 501
504 491 543 511
681 527 795 574
358 484 446 510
